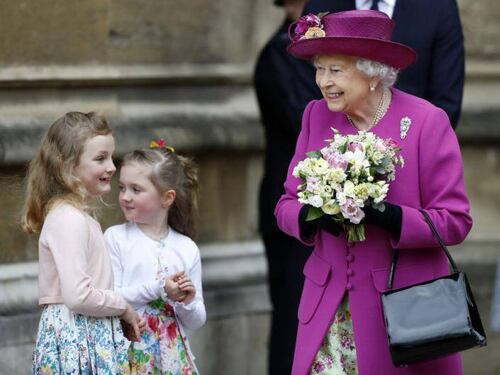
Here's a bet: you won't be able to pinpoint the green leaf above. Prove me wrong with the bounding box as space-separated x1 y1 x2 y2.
306 207 324 221
306 150 322 159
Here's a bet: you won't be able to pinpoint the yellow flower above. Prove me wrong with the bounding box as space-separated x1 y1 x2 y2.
304 27 326 39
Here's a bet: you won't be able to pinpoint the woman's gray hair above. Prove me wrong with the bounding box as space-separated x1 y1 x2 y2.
356 58 399 88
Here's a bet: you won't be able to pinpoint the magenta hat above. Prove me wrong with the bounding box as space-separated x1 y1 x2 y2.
287 10 416 69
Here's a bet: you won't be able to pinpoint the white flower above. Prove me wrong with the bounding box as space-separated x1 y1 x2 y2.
308 195 324 208
336 190 347 205
322 200 341 215
345 149 370 172
328 168 347 184
312 158 330 175
343 180 356 198
292 165 301 178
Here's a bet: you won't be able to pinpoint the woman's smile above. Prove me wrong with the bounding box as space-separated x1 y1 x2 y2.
325 91 344 100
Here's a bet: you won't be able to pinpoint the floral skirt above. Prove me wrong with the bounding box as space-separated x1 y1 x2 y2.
129 299 197 375
310 296 358 375
32 304 130 375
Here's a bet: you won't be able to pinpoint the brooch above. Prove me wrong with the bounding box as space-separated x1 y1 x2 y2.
400 117 412 139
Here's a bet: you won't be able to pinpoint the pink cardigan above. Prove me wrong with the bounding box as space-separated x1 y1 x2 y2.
275 89 472 375
38 203 127 316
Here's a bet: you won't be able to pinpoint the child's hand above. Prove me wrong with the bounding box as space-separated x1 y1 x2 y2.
120 304 145 341
164 271 187 302
177 273 196 305
137 316 147 334
121 316 146 342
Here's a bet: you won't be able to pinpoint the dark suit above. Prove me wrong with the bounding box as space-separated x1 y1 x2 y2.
254 19 319 375
304 0 465 128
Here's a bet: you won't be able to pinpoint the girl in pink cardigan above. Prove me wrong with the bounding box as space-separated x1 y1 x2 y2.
22 112 146 374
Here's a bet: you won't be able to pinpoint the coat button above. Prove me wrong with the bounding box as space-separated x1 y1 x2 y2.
347 269 354 276
346 254 354 262
346 283 353 290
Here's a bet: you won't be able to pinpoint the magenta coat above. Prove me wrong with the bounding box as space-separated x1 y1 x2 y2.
275 89 472 375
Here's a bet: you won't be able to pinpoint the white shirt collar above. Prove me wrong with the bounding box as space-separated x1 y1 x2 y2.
356 0 396 18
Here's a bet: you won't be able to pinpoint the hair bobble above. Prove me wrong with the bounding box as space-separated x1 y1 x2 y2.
149 139 175 153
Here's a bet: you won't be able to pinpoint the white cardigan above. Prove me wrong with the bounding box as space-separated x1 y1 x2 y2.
104 222 206 332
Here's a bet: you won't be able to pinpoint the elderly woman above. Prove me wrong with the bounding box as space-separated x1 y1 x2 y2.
275 10 472 375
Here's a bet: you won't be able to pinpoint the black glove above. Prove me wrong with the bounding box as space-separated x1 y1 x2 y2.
299 205 342 239
363 202 402 239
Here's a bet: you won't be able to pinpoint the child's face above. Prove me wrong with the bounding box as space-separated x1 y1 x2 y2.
119 163 167 224
74 134 116 196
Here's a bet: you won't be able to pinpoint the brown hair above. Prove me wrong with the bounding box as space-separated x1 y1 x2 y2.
122 149 199 239
21 112 112 234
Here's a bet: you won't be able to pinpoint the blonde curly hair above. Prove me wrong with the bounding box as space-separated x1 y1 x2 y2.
21 112 112 234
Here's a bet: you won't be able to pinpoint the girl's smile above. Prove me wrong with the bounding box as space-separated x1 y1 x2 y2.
74 134 116 196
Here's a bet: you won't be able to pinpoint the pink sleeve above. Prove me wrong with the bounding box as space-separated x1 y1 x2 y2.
392 108 473 249
274 100 316 246
46 208 127 317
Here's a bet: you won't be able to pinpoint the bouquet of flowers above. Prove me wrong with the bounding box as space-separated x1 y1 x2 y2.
293 128 404 242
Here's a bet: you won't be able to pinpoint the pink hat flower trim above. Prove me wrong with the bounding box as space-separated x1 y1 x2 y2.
290 13 328 42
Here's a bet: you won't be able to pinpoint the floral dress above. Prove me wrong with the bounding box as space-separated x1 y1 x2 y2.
32 304 130 375
310 296 358 375
129 299 198 375
129 253 198 375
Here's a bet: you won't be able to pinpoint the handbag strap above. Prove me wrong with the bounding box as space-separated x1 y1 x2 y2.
386 209 460 289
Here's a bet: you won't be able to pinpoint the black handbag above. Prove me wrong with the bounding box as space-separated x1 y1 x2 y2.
381 210 487 367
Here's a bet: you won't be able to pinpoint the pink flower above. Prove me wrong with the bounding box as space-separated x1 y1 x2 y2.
304 13 321 26
347 141 364 152
385 138 399 149
294 13 322 40
341 334 352 349
313 362 325 372
326 152 348 171
295 19 310 36
324 355 334 366
306 176 320 191
375 140 387 153
340 198 365 224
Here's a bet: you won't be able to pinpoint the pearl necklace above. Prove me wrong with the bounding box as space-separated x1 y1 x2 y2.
347 88 391 131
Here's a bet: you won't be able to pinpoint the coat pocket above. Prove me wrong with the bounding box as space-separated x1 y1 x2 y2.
371 264 436 293
298 253 332 324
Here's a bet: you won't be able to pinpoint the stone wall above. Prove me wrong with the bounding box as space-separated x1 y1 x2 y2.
0 0 280 66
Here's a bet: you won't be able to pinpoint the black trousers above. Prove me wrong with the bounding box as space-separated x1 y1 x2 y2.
263 232 313 375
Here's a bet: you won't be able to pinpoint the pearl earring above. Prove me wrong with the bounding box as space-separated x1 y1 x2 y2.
370 85 375 92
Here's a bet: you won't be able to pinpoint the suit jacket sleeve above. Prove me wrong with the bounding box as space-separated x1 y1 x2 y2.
426 0 465 128
393 107 472 249
274 100 317 245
